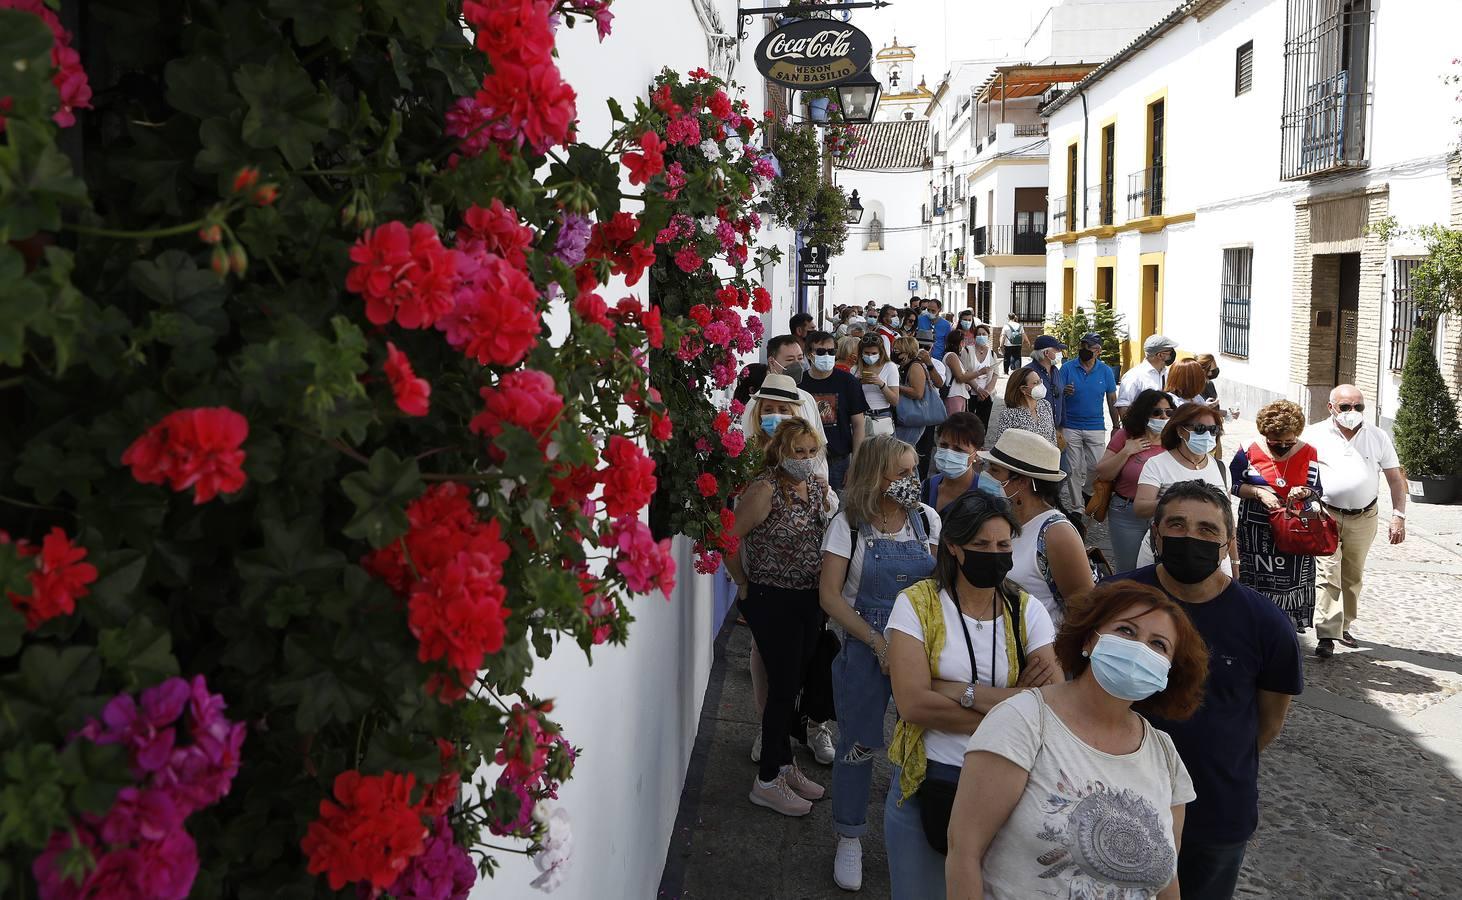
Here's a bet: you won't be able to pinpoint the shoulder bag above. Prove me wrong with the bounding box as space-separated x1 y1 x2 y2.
894 363 949 428
1085 479 1115 522
1249 444 1338 556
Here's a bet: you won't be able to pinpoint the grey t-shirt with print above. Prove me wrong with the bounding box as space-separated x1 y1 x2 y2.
966 690 1196 899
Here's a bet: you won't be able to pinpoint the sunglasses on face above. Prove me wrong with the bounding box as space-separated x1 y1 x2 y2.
1149 408 1174 418
811 348 837 356
1335 402 1365 412
1186 423 1220 435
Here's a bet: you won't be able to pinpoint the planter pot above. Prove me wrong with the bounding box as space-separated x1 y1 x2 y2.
807 97 830 123
1407 475 1460 505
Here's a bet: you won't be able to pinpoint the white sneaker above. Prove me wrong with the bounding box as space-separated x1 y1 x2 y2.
751 733 761 764
748 772 813 817
833 836 862 891
804 721 835 766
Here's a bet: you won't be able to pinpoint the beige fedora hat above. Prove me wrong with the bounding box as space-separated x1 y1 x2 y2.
977 429 1064 482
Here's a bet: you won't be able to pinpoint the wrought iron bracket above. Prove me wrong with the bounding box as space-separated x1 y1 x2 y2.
737 1 891 41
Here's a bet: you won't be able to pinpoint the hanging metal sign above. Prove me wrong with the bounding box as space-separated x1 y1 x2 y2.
754 19 872 89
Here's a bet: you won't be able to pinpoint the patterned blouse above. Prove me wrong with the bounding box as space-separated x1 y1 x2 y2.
989 399 1056 446
743 472 831 590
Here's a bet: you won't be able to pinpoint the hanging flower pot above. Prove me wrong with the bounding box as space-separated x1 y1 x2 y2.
808 96 830 123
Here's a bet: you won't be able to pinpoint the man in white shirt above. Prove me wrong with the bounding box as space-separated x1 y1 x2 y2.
1115 334 1177 415
740 335 830 480
1300 384 1408 659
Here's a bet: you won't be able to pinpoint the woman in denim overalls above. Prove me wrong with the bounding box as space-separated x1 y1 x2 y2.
818 434 940 891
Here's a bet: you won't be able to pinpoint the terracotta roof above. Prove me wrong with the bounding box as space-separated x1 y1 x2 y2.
834 119 931 171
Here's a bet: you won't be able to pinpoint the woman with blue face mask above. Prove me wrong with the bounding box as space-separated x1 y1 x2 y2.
948 581 1209 900
945 323 998 428
1131 404 1239 576
857 334 901 437
1092 389 1174 573
924 412 994 514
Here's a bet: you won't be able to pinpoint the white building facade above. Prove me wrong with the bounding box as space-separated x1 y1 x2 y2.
1043 0 1462 426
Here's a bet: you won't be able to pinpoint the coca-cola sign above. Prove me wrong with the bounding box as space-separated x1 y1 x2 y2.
754 18 873 89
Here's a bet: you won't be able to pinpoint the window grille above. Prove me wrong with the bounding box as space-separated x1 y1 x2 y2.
1011 282 1046 325
1389 258 1422 371
1220 247 1253 357
1236 41 1254 95
1280 0 1372 179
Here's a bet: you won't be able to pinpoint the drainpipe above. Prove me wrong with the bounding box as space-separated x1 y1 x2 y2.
1080 89 1090 229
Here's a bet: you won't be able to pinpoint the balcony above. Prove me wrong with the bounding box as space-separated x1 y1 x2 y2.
974 224 1047 257
1049 196 1067 234
1086 184 1117 228
1279 0 1373 180
974 121 1051 162
1127 166 1164 220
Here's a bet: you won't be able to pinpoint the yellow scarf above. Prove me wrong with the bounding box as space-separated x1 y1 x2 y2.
888 578 1027 803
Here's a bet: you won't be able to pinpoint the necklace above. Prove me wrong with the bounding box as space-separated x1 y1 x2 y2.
1177 447 1206 469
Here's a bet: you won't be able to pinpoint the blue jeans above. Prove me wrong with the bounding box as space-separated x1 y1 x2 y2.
831 610 893 837
827 454 850 493
884 764 952 900
1177 839 1248 900
895 423 926 446
1107 494 1151 575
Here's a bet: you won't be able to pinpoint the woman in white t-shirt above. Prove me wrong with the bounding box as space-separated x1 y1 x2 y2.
883 493 1058 899
949 581 1210 900
1132 404 1238 575
818 434 940 891
856 333 901 438
945 323 997 426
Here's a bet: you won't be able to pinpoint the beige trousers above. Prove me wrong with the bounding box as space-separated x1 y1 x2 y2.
1314 504 1379 639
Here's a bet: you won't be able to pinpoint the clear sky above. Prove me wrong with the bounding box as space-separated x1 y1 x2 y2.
848 0 1053 88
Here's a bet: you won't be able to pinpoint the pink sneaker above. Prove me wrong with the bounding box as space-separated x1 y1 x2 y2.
749 773 812 817
783 762 825 801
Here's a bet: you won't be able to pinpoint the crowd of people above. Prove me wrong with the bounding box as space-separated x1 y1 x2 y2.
723 298 1409 899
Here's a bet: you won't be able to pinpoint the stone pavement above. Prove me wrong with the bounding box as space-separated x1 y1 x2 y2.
659 388 1462 899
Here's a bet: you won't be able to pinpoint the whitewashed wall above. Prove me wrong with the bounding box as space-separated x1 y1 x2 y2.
828 167 927 313
1044 0 1462 420
477 4 787 897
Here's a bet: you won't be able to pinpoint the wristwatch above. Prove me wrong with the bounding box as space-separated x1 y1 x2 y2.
959 683 976 709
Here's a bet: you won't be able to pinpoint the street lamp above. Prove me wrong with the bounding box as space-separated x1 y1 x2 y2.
845 189 864 224
835 69 882 124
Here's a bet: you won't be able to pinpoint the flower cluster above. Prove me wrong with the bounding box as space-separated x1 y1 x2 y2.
385 342 432 416
362 484 513 700
34 676 245 900
3 526 96 629
483 701 578 847
121 407 249 504
301 770 428 891
529 802 574 892
371 816 476 900
0 0 92 130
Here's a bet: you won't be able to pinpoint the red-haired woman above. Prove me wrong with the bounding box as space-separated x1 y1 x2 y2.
947 582 1209 899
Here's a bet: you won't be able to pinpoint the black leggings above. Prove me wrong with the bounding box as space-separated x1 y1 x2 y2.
970 394 994 429
1002 345 1021 373
741 583 824 782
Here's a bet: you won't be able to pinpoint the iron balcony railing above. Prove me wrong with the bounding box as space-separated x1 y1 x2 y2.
1280 0 1373 180
1013 123 1048 137
1127 166 1164 219
1084 185 1117 228
974 224 1047 256
1049 195 1067 233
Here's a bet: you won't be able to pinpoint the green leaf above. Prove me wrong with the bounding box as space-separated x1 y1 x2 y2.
371 0 446 46
0 246 46 367
268 635 373 731
98 617 180 691
494 426 548 483
82 548 148 627
235 515 345 605
165 53 242 120
18 644 100 702
0 120 90 239
59 741 131 817
269 0 365 49
0 11 53 110
235 55 332 168
0 745 67 849
340 449 423 548
0 604 24 660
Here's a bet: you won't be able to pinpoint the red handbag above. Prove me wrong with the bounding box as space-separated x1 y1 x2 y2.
1249 443 1338 556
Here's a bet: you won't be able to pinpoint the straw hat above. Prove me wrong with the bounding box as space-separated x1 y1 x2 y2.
751 372 801 404
977 429 1064 482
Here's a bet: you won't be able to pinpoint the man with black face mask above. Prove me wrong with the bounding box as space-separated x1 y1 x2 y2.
1105 480 1302 900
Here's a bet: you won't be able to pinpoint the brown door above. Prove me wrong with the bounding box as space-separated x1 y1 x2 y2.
1335 253 1360 386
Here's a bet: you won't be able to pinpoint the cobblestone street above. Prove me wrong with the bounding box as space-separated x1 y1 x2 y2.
660 410 1462 899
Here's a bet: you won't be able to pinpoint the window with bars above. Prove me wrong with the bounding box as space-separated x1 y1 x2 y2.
1011 282 1046 325
976 281 992 323
1390 258 1422 371
1220 247 1253 357
1235 41 1254 95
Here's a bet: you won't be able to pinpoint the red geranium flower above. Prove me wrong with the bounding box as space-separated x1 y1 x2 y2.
301 771 428 891
623 131 666 186
650 411 673 442
642 305 664 349
384 342 431 417
573 291 614 331
599 436 657 519
674 246 703 274
751 286 772 313
469 369 564 444
437 252 541 367
346 222 459 329
549 463 600 509
696 473 719 498
122 407 249 504
5 527 97 630
457 200 535 268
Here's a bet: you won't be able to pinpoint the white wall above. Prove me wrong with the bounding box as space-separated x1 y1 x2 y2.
829 167 927 312
479 4 785 897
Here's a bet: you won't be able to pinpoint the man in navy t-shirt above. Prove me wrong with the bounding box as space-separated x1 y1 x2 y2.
1105 480 1303 900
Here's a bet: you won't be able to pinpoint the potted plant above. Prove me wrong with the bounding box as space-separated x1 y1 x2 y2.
1392 322 1462 503
1049 302 1129 377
